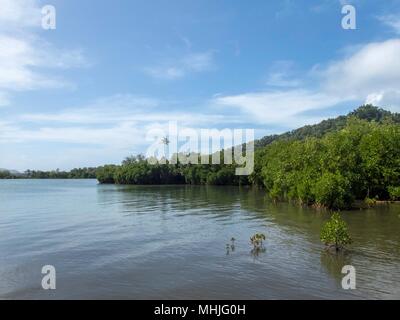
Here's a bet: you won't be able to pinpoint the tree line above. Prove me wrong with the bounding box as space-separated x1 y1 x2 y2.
96 105 400 209
2 105 399 209
0 167 97 179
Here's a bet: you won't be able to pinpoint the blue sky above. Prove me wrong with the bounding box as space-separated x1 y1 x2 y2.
1 0 400 170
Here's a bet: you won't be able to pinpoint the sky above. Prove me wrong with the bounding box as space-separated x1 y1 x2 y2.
1 0 400 171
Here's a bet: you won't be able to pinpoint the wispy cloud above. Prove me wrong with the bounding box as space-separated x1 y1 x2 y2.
12 38 400 149
0 92 10 107
215 90 342 128
321 38 400 108
0 0 87 102
0 94 242 148
214 38 400 127
0 35 87 91
144 51 215 80
0 0 41 29
378 14 400 34
265 60 302 88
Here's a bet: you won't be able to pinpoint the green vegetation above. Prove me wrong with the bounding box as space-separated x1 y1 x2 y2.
255 104 400 148
257 118 400 209
96 106 400 210
24 168 97 179
250 233 266 257
364 197 377 207
97 154 247 186
250 233 266 250
95 165 118 184
0 168 97 179
388 186 400 201
0 170 15 179
3 105 399 210
320 213 352 251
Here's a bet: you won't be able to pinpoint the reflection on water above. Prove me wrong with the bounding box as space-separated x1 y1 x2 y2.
250 247 267 260
226 238 236 255
0 180 399 299
320 250 353 284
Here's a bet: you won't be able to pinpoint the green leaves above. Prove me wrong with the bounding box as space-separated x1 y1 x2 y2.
258 116 400 209
95 105 400 206
314 172 353 209
320 213 352 250
250 233 266 249
96 165 118 184
388 186 400 201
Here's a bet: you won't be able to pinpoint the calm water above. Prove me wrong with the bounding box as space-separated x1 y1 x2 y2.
0 179 399 300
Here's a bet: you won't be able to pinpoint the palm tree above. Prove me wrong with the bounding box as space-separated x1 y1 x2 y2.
161 137 170 145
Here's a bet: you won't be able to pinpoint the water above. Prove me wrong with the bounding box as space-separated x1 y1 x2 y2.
0 179 399 300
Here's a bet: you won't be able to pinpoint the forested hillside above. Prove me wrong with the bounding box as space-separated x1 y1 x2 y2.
255 105 400 148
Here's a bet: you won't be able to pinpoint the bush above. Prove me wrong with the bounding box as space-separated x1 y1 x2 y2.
96 165 118 184
388 186 400 201
0 170 12 179
314 172 353 209
250 233 266 257
364 197 377 207
250 233 266 249
320 212 352 251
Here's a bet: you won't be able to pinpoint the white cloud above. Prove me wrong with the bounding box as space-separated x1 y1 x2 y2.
365 90 400 110
322 39 400 96
265 73 301 88
145 66 185 80
19 110 231 126
0 0 41 29
17 94 235 126
0 0 87 100
0 92 10 106
378 14 400 34
0 94 241 149
214 38 400 126
183 52 215 72
0 122 144 147
144 51 215 80
215 90 343 127
310 0 354 13
265 60 301 88
321 38 400 112
0 35 87 91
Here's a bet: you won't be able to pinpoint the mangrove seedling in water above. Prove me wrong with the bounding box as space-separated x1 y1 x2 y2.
230 237 236 250
226 237 236 255
250 233 266 258
250 233 266 249
320 212 352 252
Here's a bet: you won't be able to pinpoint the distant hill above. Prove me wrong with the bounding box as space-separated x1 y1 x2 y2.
0 168 22 175
255 105 400 149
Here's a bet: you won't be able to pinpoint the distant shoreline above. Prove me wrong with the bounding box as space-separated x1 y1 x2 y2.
2 178 399 211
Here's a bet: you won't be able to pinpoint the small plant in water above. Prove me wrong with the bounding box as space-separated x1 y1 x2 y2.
320 212 352 252
230 237 236 250
250 233 266 258
226 237 236 255
250 233 266 249
364 196 377 207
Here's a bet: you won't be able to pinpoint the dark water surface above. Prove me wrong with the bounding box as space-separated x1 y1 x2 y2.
0 179 399 299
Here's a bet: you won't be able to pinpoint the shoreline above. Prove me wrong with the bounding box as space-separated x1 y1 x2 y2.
3 178 400 210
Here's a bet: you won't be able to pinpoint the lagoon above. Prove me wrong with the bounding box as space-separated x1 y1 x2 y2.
0 179 399 299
